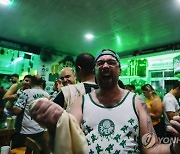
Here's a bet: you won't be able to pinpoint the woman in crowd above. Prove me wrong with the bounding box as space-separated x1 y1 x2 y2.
141 84 164 137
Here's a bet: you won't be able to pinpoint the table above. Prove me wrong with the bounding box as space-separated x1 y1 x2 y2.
10 147 26 154
0 128 15 146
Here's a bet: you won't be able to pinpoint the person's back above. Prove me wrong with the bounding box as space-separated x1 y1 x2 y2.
12 75 49 149
53 53 98 111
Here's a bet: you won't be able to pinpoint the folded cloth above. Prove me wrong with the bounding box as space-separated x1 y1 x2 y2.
61 83 85 112
54 111 87 154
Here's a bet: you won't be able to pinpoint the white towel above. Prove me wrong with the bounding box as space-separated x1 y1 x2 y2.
54 111 87 154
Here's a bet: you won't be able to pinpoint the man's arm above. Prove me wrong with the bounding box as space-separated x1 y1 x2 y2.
30 95 83 131
69 96 83 125
13 106 22 115
30 98 64 131
3 83 18 100
150 98 162 121
13 91 28 115
135 96 172 154
167 111 179 121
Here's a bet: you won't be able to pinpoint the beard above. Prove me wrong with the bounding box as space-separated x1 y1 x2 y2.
97 71 117 90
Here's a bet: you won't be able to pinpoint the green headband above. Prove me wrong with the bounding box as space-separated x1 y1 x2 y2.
95 50 120 63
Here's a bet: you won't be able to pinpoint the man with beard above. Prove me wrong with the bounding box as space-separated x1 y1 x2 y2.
30 50 180 154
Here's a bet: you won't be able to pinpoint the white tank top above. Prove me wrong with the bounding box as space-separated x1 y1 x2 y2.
81 91 140 153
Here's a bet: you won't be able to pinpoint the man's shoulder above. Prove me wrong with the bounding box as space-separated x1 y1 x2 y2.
163 93 174 101
61 83 84 91
61 83 85 96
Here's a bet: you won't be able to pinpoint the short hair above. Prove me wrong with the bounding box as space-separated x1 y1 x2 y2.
31 75 43 86
75 53 95 75
11 74 19 78
125 84 135 91
23 75 32 80
172 81 180 89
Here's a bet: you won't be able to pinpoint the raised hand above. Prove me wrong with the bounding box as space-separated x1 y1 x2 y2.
29 97 64 131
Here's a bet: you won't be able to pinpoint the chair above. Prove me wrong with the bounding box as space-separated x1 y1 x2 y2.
0 128 14 146
25 137 43 154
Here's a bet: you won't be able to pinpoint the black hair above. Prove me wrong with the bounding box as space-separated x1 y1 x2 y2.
172 81 180 89
141 84 157 97
125 84 135 91
31 75 43 86
23 75 32 80
141 84 154 92
11 74 19 78
75 53 95 75
118 80 125 89
41 79 46 90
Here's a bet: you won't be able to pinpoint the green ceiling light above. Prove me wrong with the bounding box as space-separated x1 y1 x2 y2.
85 33 94 40
0 0 12 5
116 35 121 45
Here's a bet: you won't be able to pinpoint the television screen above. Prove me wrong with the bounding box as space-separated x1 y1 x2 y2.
174 55 180 74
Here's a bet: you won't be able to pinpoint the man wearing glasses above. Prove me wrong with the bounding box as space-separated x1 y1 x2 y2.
30 50 180 153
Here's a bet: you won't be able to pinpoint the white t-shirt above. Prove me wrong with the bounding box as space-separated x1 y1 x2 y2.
163 93 180 131
14 86 49 134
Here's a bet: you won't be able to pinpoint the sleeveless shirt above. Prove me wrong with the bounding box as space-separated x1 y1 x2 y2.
81 91 140 154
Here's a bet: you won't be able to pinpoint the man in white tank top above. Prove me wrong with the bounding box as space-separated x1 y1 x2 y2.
30 50 180 154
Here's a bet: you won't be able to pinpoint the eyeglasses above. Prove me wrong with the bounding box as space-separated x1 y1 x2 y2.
96 59 118 67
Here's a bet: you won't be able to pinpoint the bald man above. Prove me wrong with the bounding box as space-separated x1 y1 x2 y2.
60 67 76 86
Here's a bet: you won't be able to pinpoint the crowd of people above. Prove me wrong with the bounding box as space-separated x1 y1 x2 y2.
0 50 180 153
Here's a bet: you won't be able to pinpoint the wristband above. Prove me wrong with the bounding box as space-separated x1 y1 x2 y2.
170 143 176 154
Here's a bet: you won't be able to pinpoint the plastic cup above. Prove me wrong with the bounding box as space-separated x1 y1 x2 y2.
6 117 12 129
0 146 10 154
11 116 16 129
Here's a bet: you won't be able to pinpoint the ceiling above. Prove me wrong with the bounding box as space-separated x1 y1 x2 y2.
1 0 180 57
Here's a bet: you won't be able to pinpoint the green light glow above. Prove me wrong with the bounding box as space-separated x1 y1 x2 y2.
116 35 121 45
85 33 94 40
0 0 12 5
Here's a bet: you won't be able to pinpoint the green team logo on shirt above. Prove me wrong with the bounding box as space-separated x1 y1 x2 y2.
98 119 115 137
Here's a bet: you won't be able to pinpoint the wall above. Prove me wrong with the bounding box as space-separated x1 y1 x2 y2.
120 50 180 95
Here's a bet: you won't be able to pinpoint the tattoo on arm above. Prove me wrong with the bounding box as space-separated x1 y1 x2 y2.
138 97 155 133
